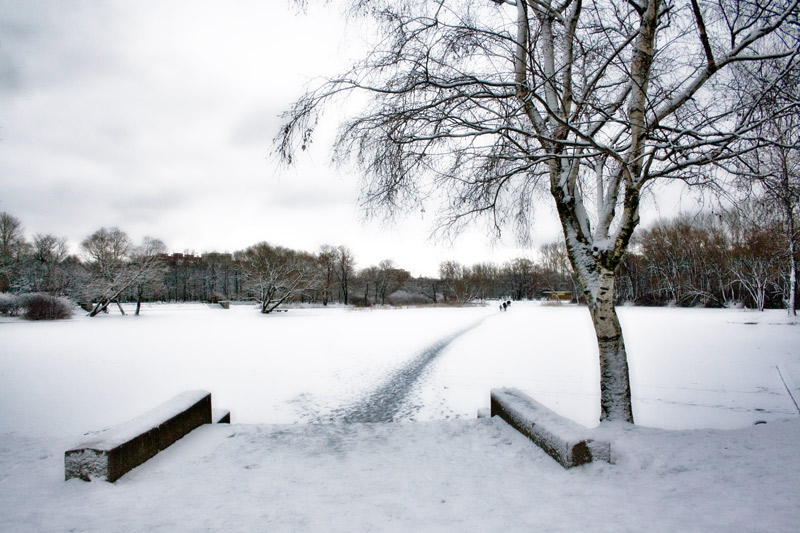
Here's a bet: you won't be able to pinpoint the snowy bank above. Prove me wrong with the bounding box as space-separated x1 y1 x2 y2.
2 417 799 531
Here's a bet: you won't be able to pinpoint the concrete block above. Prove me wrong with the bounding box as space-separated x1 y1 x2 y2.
212 409 231 423
65 390 212 482
491 388 610 468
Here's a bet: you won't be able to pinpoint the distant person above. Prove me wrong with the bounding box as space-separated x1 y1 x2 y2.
502 302 507 311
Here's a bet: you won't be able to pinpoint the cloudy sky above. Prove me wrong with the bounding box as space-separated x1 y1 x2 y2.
0 1 686 276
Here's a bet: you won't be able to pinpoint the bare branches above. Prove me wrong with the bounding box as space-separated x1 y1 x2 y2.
277 0 799 273
689 0 716 72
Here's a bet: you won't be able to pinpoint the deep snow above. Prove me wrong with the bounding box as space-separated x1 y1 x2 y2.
1 301 799 530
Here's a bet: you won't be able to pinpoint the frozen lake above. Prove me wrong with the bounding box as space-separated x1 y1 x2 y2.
2 301 800 531
1 301 799 438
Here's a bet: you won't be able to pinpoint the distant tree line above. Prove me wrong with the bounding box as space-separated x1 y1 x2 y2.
619 207 794 312
0 202 795 315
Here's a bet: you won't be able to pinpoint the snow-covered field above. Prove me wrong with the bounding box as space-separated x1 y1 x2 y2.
1 302 799 530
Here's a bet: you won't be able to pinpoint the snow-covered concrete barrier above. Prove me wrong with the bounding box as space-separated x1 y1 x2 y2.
212 409 231 423
65 390 212 482
490 388 610 468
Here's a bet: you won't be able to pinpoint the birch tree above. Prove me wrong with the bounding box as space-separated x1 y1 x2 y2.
278 0 799 422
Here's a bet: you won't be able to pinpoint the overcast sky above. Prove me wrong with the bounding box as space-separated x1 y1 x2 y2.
0 1 689 277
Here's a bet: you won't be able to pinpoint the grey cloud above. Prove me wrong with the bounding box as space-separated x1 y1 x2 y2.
109 189 188 221
228 107 284 149
0 1 125 95
266 186 354 210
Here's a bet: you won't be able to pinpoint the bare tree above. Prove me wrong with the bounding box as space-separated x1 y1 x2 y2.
278 0 799 422
25 233 71 295
81 227 131 315
357 265 381 305
130 237 168 315
335 245 355 305
377 259 410 304
634 215 733 306
722 205 785 311
539 241 578 301
0 212 26 257
81 228 167 316
724 58 800 314
730 228 782 311
0 212 28 292
439 260 477 303
32 233 69 264
503 257 538 301
240 242 316 313
317 245 339 305
468 262 501 300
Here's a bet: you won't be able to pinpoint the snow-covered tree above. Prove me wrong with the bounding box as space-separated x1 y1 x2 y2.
377 259 409 305
21 233 72 295
240 242 317 313
81 228 168 316
0 212 28 292
130 237 168 315
439 260 474 303
724 59 800 315
278 0 800 422
633 215 733 307
80 227 131 315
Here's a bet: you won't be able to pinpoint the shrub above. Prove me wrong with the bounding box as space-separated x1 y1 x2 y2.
0 293 23 317
19 293 74 321
387 290 431 306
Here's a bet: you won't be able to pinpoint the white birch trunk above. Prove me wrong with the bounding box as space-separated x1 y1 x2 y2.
589 268 634 422
783 194 797 316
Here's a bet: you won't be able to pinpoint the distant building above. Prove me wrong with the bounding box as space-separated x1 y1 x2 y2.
541 290 572 301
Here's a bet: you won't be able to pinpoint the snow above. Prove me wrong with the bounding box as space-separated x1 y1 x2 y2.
67 390 210 450
1 301 799 530
490 387 611 467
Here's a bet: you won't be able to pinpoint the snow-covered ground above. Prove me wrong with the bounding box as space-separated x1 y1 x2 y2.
1 302 799 530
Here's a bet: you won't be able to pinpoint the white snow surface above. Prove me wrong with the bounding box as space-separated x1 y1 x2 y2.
67 390 210 451
1 301 799 530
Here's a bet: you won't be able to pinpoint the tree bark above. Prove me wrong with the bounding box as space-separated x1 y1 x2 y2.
135 284 143 316
788 238 797 316
589 268 635 423
89 297 109 317
783 189 797 316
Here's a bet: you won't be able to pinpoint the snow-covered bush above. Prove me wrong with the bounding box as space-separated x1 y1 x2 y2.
18 293 74 321
387 290 430 306
0 293 24 317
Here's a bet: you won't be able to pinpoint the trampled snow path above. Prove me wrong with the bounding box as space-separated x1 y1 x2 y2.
332 317 488 423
